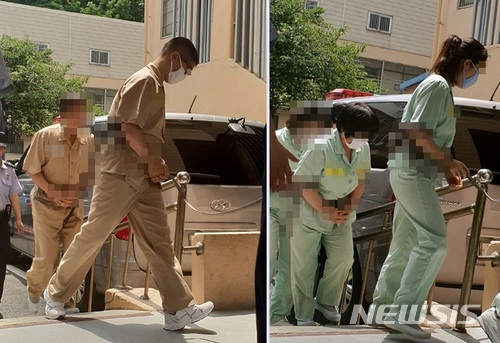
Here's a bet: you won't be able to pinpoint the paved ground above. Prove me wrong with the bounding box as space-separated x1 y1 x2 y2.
270 325 491 342
0 309 257 343
1 271 493 343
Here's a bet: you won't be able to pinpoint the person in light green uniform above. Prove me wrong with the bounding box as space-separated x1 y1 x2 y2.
270 103 348 326
291 102 379 325
370 35 488 340
269 120 301 326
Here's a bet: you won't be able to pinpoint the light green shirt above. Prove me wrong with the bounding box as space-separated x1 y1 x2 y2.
270 127 302 210
294 129 371 231
388 73 456 177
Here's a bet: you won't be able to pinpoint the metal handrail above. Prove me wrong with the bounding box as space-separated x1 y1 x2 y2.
355 178 474 222
88 172 191 311
351 170 493 330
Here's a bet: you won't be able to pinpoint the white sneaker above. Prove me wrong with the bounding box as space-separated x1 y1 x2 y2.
315 302 341 322
478 307 500 343
270 319 293 326
383 315 431 339
43 289 66 320
163 301 214 331
27 294 40 314
296 320 318 326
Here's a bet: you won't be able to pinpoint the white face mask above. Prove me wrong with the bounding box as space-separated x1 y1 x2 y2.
167 55 186 84
346 138 368 150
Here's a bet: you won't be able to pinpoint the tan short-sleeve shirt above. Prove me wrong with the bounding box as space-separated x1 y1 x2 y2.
100 63 166 176
24 124 94 200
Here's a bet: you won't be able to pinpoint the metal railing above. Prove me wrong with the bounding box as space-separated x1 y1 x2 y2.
84 171 195 310
83 168 261 310
350 169 500 331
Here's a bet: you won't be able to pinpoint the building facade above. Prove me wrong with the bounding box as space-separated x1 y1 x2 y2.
313 0 437 94
0 1 144 112
144 0 267 123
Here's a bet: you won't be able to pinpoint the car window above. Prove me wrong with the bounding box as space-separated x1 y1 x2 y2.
163 120 264 186
361 102 406 169
454 106 500 184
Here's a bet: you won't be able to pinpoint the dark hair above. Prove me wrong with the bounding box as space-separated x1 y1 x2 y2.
162 37 199 66
429 35 488 86
292 105 333 128
59 94 93 112
336 102 379 138
330 102 347 125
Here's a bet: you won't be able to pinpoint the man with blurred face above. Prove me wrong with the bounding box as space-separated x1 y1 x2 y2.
24 92 94 314
43 37 214 332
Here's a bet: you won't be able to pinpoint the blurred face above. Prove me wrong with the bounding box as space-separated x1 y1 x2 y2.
290 121 333 150
59 99 93 135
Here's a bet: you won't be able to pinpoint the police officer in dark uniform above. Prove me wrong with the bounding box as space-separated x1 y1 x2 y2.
0 131 23 319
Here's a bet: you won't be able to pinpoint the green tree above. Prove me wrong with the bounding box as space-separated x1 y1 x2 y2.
81 0 144 22
2 0 144 22
270 0 381 116
1 35 88 137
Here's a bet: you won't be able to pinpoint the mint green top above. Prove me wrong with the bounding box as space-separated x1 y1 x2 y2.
294 129 371 231
270 126 302 210
388 74 456 176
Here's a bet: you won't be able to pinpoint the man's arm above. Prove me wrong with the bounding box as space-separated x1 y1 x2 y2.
269 120 298 192
28 172 74 207
28 172 49 194
9 193 23 235
122 122 168 182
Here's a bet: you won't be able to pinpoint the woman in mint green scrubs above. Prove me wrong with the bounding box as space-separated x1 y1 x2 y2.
270 103 347 326
291 102 379 325
269 120 301 325
371 35 488 339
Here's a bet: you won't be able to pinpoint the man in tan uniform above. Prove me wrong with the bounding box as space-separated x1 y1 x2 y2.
44 37 213 331
24 92 94 313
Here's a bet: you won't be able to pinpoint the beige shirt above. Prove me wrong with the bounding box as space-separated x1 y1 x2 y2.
100 63 166 176
24 124 94 201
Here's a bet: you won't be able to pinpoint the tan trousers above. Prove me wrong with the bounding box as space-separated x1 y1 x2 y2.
47 172 195 313
26 197 83 299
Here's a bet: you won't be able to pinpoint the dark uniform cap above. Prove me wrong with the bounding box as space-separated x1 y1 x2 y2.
0 131 6 147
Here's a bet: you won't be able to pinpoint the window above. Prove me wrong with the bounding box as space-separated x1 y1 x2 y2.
89 49 110 66
162 1 211 63
471 0 499 45
84 88 117 112
233 0 266 79
304 0 320 9
163 120 264 185
367 12 392 34
458 0 476 8
162 0 174 37
33 42 50 52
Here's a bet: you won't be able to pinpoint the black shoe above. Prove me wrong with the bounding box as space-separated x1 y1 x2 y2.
0 312 3 319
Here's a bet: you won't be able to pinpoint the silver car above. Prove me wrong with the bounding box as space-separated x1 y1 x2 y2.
10 112 264 311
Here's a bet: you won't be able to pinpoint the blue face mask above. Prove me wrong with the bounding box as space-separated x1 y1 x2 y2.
461 62 479 89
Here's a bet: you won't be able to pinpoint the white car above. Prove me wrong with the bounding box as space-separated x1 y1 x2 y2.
11 112 264 311
316 94 500 324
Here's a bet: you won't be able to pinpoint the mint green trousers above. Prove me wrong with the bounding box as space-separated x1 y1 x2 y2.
290 220 353 321
372 169 447 322
269 206 293 323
